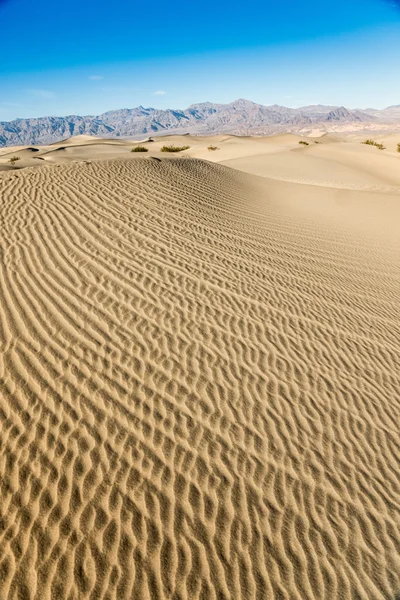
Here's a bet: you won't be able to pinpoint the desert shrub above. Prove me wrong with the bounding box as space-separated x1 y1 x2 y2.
397 143 400 153
160 145 190 153
131 146 148 152
208 145 219 151
298 141 309 146
362 139 385 150
8 156 20 165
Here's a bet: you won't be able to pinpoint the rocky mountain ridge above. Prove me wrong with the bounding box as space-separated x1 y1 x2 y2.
1 98 399 147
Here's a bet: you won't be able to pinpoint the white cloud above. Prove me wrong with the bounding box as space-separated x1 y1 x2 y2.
89 75 104 81
29 89 57 100
154 90 166 95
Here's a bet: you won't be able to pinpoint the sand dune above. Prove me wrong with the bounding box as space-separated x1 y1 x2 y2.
50 134 105 146
2 131 400 189
221 142 400 191
0 145 400 599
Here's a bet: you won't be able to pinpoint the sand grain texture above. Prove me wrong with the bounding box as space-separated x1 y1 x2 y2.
0 154 399 599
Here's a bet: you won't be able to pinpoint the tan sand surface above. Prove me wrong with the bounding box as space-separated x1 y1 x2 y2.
0 139 400 599
220 142 400 191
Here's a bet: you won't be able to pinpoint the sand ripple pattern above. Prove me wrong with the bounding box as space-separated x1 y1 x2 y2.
0 158 399 599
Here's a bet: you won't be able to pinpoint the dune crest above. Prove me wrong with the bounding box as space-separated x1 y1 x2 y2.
2 131 400 194
0 157 399 599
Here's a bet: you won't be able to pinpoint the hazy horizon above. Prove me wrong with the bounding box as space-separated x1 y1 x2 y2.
1 96 400 124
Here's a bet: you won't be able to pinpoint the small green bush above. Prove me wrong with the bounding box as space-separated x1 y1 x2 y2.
362 139 385 149
160 145 190 153
131 146 148 152
208 145 219 151
298 141 309 146
8 156 20 165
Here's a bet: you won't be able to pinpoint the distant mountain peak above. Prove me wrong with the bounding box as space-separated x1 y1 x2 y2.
231 98 258 105
326 106 362 122
0 99 397 147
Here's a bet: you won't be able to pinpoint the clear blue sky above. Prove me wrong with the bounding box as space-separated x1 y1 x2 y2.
0 0 399 120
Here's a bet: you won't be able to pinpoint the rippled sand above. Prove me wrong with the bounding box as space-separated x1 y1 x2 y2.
0 154 399 599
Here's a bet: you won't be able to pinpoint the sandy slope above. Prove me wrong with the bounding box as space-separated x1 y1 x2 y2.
0 148 400 599
2 131 400 189
221 140 400 191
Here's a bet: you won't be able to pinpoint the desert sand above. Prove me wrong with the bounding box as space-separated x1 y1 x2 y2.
0 133 399 599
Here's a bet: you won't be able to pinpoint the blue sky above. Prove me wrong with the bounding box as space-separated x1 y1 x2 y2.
0 0 399 120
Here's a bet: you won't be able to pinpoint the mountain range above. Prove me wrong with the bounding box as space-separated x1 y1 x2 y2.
1 98 400 147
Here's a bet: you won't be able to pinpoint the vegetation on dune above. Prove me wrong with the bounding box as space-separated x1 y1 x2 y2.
131 146 149 152
298 140 309 146
161 145 190 153
362 139 386 150
208 145 219 151
397 143 400 153
8 156 20 165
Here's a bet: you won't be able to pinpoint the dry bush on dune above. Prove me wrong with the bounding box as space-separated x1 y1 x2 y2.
208 145 219 151
362 139 386 150
298 140 309 146
131 146 149 152
161 145 190 152
8 156 20 165
397 143 400 153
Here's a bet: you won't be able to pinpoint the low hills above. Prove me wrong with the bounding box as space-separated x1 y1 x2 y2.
1 98 400 147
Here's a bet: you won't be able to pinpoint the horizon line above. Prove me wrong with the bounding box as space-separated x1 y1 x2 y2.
1 98 399 124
